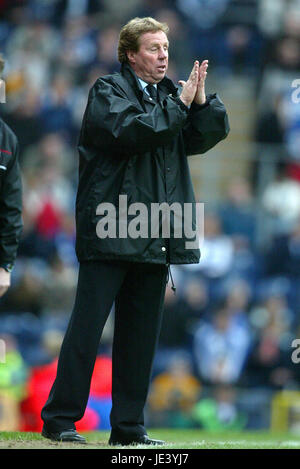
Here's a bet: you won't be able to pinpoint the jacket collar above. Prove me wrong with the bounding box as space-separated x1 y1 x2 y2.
120 62 179 103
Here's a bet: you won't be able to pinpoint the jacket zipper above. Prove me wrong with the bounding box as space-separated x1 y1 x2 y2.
162 145 176 294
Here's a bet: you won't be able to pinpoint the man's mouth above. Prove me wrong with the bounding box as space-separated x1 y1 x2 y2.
157 65 167 71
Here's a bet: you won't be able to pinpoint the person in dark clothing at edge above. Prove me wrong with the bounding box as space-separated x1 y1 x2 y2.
41 17 230 445
0 55 23 299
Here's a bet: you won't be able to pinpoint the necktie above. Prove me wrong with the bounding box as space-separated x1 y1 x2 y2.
145 84 158 103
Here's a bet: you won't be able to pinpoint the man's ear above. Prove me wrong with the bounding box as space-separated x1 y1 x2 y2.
126 51 136 64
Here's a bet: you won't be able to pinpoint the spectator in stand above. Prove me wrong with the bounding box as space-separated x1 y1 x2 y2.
262 168 300 235
2 88 43 157
148 353 201 428
39 73 76 144
21 160 75 241
176 0 262 76
50 0 104 27
218 176 256 247
0 333 27 430
0 260 46 317
21 133 76 184
159 285 191 350
154 281 207 375
4 19 57 95
263 219 300 314
186 212 234 278
185 212 234 305
191 384 247 431
257 34 300 113
93 26 121 74
181 277 209 322
278 84 300 183
264 218 300 279
223 278 251 328
17 203 57 263
155 8 195 78
57 15 98 73
255 92 285 146
0 333 27 401
40 253 78 316
245 293 295 388
193 306 251 384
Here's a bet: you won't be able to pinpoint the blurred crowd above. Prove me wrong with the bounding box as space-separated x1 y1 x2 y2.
0 0 300 432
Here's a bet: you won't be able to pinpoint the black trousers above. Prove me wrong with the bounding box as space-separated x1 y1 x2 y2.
41 260 168 439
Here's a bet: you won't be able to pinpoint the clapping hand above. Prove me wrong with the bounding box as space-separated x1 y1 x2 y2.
179 59 208 107
194 59 208 105
0 268 10 297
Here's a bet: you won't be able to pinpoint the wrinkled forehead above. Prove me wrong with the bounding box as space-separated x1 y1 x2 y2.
138 30 169 49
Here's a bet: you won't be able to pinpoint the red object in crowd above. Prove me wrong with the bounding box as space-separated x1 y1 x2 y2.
20 355 112 432
90 355 112 398
287 163 300 183
35 200 62 238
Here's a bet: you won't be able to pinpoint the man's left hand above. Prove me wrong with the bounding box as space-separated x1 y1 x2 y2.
0 268 11 297
193 59 208 105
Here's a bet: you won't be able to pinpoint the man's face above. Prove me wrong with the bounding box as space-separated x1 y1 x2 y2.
127 30 169 84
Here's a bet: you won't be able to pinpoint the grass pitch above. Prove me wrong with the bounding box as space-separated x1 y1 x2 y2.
1 429 300 449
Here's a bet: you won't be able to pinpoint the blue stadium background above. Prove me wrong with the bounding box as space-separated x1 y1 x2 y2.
1 0 300 434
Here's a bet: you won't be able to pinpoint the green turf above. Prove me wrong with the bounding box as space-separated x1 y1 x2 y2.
1 429 300 449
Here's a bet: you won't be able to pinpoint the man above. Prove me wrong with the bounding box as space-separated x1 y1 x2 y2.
0 55 23 298
41 17 229 445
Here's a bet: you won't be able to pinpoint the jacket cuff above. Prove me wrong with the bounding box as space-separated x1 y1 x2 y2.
190 93 217 112
173 96 190 113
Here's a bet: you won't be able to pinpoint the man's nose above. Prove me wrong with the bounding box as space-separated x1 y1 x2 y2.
158 47 168 59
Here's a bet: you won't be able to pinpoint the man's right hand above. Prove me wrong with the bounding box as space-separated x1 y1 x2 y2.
178 61 199 107
0 268 11 297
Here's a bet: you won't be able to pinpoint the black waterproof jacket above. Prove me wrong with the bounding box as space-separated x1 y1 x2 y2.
75 63 230 265
0 117 23 267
